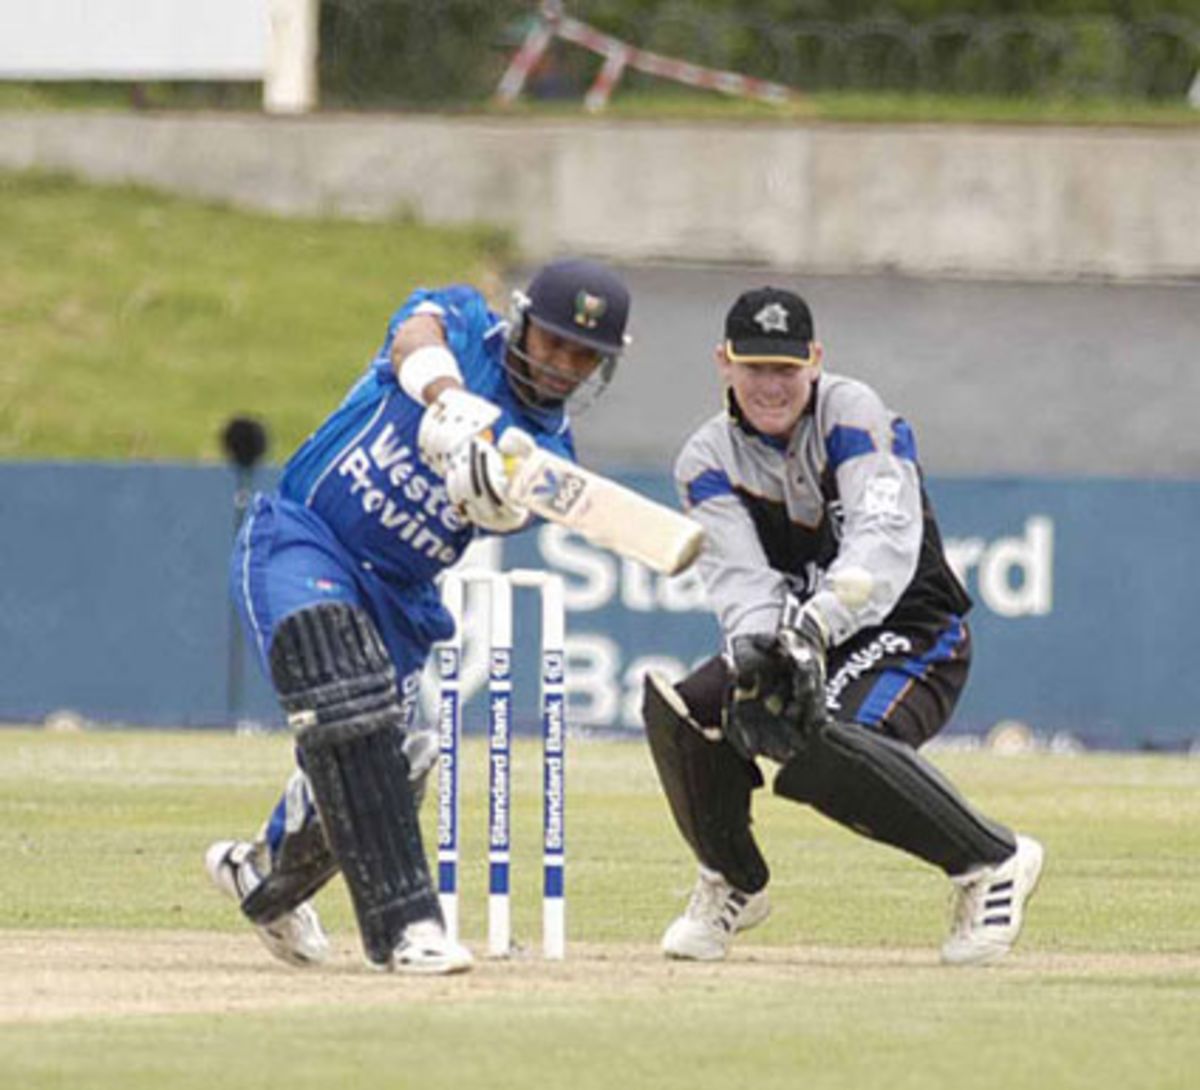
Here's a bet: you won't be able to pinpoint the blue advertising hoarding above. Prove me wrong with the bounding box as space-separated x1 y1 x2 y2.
0 463 1197 750
494 473 1199 750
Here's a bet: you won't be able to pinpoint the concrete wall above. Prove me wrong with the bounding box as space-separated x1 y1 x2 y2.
3 111 1198 281
579 266 1200 476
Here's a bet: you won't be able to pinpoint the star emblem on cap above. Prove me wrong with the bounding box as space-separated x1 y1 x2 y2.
754 302 790 333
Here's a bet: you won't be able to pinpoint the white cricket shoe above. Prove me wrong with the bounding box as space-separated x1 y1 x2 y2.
941 835 1045 966
661 867 771 961
369 918 473 975
205 839 331 967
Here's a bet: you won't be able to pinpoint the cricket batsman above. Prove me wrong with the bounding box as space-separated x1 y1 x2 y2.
206 258 630 974
643 286 1043 966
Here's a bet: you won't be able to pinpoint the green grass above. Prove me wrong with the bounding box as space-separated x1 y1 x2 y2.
0 170 510 461
0 81 262 112
5 80 1197 126
4 729 1199 948
804 89 1200 126
0 729 1198 1090
4 984 1196 1090
495 87 1200 127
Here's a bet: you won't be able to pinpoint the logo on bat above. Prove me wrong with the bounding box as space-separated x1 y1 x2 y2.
531 466 587 516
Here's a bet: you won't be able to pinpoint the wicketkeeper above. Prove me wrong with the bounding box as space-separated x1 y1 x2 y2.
643 286 1043 965
206 258 630 974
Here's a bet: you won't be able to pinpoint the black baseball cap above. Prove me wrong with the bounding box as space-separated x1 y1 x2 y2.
724 287 815 365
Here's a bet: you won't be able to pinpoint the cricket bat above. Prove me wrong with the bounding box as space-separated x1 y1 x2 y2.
505 446 704 576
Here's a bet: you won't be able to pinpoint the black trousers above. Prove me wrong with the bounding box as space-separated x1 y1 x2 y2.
676 617 971 750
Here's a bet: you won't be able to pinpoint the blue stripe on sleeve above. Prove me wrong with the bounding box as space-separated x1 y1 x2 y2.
891 418 918 462
825 424 876 469
686 468 734 507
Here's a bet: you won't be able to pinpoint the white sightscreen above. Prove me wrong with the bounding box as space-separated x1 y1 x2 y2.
0 1 269 79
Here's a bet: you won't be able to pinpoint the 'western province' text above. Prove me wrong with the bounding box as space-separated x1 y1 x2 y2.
338 422 466 564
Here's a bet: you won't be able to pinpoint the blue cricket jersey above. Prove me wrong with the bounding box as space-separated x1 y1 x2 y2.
277 284 576 586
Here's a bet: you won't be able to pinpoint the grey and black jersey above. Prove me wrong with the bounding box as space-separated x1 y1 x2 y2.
674 372 970 648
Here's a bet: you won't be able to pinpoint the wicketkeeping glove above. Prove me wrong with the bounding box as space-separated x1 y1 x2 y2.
777 600 830 728
725 601 831 764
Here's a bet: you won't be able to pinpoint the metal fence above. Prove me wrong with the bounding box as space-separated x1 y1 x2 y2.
317 1 1200 107
319 0 512 107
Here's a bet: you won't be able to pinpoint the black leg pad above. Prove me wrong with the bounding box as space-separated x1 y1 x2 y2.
643 672 769 894
270 603 440 965
773 719 1016 876
298 721 440 963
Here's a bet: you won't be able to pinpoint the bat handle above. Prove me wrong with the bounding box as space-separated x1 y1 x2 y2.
498 427 536 480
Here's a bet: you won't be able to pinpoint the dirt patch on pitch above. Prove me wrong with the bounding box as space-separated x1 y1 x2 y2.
3 930 1198 1025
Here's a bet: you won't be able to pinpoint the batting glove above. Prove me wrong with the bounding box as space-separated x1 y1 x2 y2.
444 435 528 533
417 387 502 479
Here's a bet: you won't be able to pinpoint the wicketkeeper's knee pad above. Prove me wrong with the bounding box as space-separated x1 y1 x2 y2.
642 671 769 894
269 602 439 965
773 718 1015 875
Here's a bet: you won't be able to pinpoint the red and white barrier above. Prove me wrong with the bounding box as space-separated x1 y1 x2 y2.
495 1 795 111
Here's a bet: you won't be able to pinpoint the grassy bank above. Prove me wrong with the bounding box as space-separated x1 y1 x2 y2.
1 171 510 461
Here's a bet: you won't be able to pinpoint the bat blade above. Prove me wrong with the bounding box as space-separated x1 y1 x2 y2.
507 448 704 575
